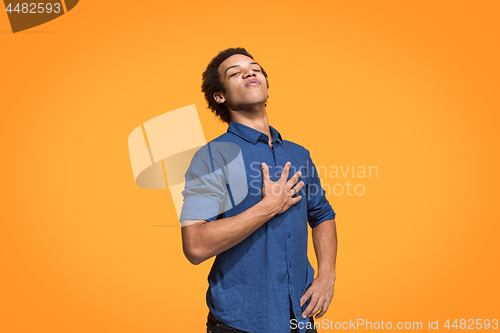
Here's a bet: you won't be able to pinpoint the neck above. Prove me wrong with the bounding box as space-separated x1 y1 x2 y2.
229 105 271 142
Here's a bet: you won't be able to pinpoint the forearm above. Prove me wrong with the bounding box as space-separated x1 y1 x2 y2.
183 198 277 264
312 219 337 283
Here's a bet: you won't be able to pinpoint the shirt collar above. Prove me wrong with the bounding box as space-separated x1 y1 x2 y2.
227 121 283 145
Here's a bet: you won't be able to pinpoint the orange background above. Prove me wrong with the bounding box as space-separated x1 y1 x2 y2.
1 1 499 332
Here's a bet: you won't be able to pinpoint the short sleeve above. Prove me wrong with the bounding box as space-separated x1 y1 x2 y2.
306 152 336 228
179 144 228 227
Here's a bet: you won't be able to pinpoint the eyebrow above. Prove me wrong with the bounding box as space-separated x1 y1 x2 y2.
224 61 260 75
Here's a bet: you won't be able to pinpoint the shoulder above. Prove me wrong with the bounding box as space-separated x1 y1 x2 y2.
282 139 311 157
194 133 242 169
210 131 235 143
191 132 233 159
185 143 213 176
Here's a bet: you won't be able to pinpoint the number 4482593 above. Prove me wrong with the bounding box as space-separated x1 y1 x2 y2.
5 3 61 14
444 319 498 329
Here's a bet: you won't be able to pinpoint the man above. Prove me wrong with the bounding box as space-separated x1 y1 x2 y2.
179 47 337 333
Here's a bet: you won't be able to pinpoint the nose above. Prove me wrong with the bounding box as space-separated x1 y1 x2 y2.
242 66 256 79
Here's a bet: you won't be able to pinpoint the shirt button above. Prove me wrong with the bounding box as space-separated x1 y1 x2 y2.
289 262 292 268
291 291 294 296
287 233 291 238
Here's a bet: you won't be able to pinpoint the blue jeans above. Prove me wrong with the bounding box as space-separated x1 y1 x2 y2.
206 311 318 333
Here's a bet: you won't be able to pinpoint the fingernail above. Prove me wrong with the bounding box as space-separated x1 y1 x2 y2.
302 314 307 319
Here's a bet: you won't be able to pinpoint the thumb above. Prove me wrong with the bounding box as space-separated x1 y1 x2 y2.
261 162 270 181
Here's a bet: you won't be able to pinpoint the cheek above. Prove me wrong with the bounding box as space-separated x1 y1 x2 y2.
226 87 239 99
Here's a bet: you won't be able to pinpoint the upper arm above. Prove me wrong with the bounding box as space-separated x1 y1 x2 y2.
179 144 228 227
305 152 336 228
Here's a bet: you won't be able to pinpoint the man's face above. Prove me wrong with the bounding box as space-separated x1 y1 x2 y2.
215 54 269 110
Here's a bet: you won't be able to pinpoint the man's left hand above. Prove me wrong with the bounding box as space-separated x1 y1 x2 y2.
300 274 335 319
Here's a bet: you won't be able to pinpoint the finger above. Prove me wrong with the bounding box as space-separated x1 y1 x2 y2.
261 162 270 181
280 161 291 181
315 300 331 319
316 308 326 319
300 287 314 307
302 295 319 319
288 170 302 187
309 298 324 318
291 181 305 195
290 195 302 205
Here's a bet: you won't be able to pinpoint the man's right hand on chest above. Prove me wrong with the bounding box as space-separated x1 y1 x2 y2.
261 161 304 215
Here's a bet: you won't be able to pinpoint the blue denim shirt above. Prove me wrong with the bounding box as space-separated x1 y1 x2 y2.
180 121 336 333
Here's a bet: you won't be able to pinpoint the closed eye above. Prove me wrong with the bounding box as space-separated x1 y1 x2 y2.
230 69 260 77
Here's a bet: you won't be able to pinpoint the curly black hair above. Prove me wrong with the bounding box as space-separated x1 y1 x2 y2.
201 47 269 124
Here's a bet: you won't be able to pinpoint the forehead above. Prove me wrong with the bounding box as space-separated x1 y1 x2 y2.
218 54 256 74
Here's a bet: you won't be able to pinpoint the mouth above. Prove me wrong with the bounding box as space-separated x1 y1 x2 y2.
245 79 261 87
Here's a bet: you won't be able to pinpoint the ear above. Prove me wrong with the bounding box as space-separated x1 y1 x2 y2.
213 92 225 104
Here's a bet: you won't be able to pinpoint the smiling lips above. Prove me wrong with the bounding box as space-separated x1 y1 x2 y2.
245 79 261 87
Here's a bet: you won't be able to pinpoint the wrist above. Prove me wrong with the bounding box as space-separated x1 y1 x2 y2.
259 197 278 218
317 269 336 285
